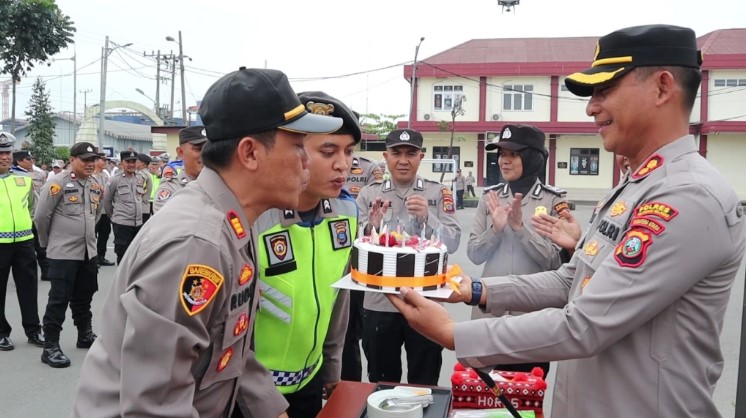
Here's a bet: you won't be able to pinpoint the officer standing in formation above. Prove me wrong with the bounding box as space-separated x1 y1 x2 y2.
72 67 343 418
135 153 154 223
468 124 574 377
248 91 359 418
340 152 382 382
104 151 145 264
152 125 207 213
0 133 44 351
34 142 103 368
388 24 745 418
11 150 50 281
356 128 461 386
92 151 115 266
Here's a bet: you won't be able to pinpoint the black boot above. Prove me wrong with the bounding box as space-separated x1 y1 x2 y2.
41 340 71 368
77 325 97 349
98 256 115 266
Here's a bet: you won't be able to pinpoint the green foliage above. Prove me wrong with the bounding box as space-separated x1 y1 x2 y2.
53 145 69 162
25 77 56 165
360 113 405 139
0 0 75 132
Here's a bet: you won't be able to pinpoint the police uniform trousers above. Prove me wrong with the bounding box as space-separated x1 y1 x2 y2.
341 289 364 381
42 255 98 340
95 214 112 260
0 241 41 338
466 185 476 198
111 223 139 264
32 223 48 280
456 189 465 209
362 309 443 386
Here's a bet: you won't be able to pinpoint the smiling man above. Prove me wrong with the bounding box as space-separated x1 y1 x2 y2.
34 141 103 368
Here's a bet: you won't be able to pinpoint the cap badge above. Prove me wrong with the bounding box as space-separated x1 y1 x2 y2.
501 128 512 140
201 129 206 137
306 102 335 116
86 146 93 152
399 131 411 141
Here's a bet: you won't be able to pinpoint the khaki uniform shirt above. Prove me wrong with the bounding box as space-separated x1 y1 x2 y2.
344 155 383 198
153 170 196 213
453 136 745 418
468 180 568 318
34 171 102 260
104 172 145 226
72 167 287 418
356 177 461 312
138 168 153 214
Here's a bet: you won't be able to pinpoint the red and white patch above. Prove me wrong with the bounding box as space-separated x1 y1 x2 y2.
634 202 678 221
157 189 172 201
270 235 288 260
179 264 224 316
233 313 249 336
614 229 653 268
442 187 455 214
628 216 666 235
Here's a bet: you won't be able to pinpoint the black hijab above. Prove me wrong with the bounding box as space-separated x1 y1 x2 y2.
504 147 547 196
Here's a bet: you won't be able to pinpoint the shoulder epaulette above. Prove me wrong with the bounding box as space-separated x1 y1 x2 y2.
540 183 567 196
483 183 504 193
422 178 442 185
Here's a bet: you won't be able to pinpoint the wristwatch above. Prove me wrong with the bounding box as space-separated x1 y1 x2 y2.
468 281 483 306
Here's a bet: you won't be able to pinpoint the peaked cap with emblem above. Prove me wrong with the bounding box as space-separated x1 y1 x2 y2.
199 67 342 141
13 150 31 161
565 24 703 97
297 91 362 143
385 129 423 149
179 125 208 145
485 124 546 153
136 153 152 164
0 131 16 150
120 150 138 161
70 142 99 159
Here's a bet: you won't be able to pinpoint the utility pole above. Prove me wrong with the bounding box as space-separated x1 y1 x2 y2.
99 36 133 145
54 48 76 120
79 88 92 113
170 53 176 120
144 50 161 118
178 31 187 126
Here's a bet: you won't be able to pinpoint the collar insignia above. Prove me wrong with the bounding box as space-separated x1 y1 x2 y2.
226 210 246 239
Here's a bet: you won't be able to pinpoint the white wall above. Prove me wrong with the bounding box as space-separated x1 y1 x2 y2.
557 77 592 122
706 133 746 199
417 77 481 123
486 76 552 122
707 70 746 123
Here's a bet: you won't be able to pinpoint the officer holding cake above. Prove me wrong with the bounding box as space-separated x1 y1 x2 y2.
356 128 461 386
388 24 745 418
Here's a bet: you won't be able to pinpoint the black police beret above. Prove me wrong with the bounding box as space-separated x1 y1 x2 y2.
198 67 342 141
565 24 702 97
385 129 424 149
120 150 138 161
179 126 208 145
297 91 361 143
70 142 99 159
485 124 546 153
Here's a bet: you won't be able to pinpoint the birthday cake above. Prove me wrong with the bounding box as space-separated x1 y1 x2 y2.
451 364 546 411
350 229 448 291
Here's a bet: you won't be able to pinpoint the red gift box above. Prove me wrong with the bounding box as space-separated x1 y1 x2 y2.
450 363 547 411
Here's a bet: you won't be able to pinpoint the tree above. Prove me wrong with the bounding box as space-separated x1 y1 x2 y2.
25 77 56 166
360 113 405 139
54 145 69 162
0 0 75 133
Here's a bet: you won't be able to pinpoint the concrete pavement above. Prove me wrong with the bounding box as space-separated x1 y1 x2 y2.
0 205 742 417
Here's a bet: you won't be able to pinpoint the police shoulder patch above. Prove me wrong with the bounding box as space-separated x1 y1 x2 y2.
180 264 224 316
614 228 653 268
483 183 504 194
157 188 172 201
49 183 61 196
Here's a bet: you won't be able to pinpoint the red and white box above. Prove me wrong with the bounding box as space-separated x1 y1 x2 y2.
450 363 547 411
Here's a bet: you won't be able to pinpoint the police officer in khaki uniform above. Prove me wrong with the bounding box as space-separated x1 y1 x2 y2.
135 153 154 223
468 124 572 376
356 128 461 385
388 25 745 418
34 142 103 368
0 133 44 351
72 67 343 418
152 125 207 213
341 152 382 382
104 151 144 264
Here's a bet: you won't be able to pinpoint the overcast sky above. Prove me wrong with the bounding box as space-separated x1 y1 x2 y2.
5 0 746 124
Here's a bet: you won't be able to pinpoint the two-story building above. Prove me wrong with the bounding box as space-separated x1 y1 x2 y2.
357 28 746 201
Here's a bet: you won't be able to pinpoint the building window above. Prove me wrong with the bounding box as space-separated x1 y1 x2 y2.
569 148 599 175
713 79 746 87
432 146 460 173
503 84 534 110
433 85 464 111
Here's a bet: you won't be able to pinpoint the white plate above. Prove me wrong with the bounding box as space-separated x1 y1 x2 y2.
332 273 459 298
366 388 424 418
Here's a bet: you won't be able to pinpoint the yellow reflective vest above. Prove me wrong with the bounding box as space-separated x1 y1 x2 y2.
0 172 34 243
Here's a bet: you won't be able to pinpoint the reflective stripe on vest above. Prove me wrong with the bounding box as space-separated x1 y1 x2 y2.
270 358 320 387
